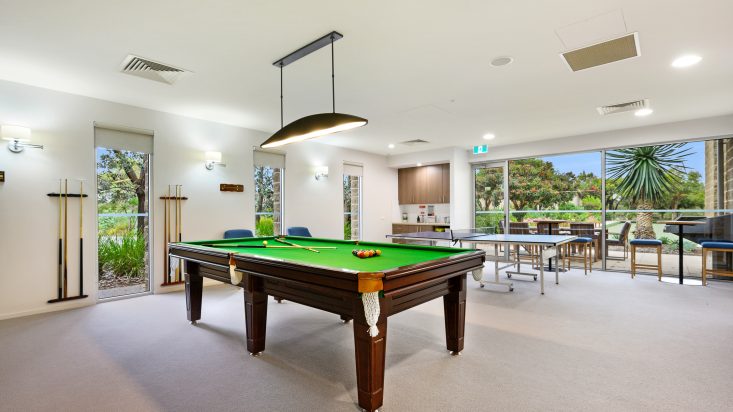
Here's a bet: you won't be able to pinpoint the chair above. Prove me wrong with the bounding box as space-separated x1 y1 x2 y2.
701 241 733 286
606 222 631 260
566 223 595 274
223 229 254 239
630 239 663 280
287 227 312 237
508 222 537 267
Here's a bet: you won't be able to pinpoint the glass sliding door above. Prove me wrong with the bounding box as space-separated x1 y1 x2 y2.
96 148 151 299
473 162 506 233
254 151 285 236
605 138 733 280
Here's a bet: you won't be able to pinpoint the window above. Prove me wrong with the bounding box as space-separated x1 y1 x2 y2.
343 163 363 240
254 151 285 236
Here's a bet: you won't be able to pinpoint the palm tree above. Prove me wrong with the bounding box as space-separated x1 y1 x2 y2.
606 144 691 239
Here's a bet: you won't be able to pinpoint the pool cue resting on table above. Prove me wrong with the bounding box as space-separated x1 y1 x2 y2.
274 237 320 253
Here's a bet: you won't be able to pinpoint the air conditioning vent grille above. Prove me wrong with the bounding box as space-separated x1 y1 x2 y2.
399 139 430 146
597 99 649 115
120 55 188 85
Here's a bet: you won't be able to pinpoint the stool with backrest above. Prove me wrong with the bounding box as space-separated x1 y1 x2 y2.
606 221 631 260
223 229 254 239
287 227 312 237
630 239 663 280
701 241 733 286
566 223 594 274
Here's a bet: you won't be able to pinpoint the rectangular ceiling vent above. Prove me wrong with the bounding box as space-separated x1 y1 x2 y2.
597 99 649 115
120 55 188 85
399 139 430 146
561 32 639 72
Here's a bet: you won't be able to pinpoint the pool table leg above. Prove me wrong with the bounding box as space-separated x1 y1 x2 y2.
353 310 386 412
243 274 268 355
185 262 202 325
444 273 467 355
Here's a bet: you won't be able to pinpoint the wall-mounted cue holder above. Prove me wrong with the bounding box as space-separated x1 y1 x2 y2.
46 179 89 303
161 185 187 287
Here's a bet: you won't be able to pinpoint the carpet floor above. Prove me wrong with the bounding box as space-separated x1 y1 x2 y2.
1 269 732 411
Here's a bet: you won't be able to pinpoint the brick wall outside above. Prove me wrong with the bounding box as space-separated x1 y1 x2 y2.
273 168 281 235
350 175 360 240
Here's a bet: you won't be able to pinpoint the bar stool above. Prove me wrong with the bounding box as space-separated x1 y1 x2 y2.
630 239 663 280
564 237 593 275
701 241 733 286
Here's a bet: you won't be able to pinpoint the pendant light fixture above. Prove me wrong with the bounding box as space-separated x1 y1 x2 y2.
260 31 368 149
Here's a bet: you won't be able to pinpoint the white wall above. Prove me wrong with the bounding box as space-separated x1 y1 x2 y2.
0 80 398 320
281 141 397 241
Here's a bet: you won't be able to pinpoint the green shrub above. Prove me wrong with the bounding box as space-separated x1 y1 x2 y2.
344 218 352 240
256 217 274 236
98 231 146 278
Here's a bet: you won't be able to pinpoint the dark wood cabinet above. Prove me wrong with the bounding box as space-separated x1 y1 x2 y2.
397 163 450 204
441 164 450 203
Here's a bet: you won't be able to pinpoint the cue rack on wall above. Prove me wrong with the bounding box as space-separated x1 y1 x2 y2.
47 179 89 303
160 185 188 286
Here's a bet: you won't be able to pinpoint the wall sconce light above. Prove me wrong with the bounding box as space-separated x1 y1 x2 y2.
315 166 329 180
1 125 42 153
205 151 225 170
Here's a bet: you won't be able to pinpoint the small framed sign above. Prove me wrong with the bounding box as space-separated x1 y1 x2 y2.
220 183 244 192
0 171 4 182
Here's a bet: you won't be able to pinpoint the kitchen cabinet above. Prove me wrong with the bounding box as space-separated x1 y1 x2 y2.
397 163 450 204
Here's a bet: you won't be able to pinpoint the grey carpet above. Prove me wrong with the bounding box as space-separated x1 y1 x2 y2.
1 269 732 412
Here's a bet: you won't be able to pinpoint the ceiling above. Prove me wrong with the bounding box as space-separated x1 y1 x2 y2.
1 0 732 155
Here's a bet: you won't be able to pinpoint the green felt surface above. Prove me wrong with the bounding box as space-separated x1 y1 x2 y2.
181 236 473 273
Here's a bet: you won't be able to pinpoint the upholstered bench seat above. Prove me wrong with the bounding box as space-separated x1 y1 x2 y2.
571 237 593 243
630 239 662 246
700 241 733 249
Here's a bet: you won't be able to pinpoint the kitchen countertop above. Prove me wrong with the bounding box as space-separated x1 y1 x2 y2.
394 222 450 226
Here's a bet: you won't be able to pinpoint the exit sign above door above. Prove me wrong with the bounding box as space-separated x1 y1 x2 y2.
473 145 488 155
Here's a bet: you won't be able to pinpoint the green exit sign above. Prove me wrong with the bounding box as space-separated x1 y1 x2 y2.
473 145 488 155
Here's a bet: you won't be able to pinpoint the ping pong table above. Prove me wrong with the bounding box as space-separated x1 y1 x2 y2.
387 229 577 294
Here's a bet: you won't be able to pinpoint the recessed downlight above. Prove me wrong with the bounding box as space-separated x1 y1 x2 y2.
490 56 514 67
672 54 702 68
388 143 395 149
635 108 653 117
416 163 423 167
483 133 496 140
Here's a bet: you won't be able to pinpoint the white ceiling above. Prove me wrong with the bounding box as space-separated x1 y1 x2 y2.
1 0 732 155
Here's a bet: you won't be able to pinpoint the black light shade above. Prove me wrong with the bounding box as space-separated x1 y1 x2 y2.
260 112 368 148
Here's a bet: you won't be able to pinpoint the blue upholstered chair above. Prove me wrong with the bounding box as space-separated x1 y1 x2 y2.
701 241 733 285
224 229 254 239
287 227 312 237
630 239 663 280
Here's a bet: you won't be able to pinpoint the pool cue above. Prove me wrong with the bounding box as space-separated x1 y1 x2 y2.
167 184 172 283
275 237 319 253
201 244 336 249
163 187 169 283
57 179 63 301
63 178 69 298
79 180 84 296
174 185 181 282
163 185 171 283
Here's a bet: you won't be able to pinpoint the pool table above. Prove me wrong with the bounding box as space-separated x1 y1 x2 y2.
169 236 485 411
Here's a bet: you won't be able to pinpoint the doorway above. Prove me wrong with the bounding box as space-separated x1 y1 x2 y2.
95 126 153 299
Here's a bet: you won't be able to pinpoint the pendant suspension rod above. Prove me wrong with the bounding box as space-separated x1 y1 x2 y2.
331 36 335 113
279 64 284 128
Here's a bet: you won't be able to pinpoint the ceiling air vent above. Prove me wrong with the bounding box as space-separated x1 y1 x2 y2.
399 139 430 146
597 99 649 116
120 55 188 85
561 33 639 72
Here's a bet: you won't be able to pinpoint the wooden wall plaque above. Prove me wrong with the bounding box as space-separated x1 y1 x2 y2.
220 183 244 192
